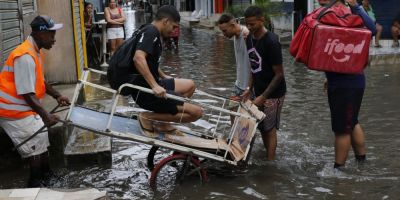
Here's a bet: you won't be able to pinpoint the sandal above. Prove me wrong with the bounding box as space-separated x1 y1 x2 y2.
138 113 154 132
374 44 382 48
153 122 178 133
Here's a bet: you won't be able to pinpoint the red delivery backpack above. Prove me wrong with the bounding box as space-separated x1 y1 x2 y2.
289 0 371 74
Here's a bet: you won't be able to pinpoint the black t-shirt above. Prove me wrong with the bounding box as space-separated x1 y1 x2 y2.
246 31 286 98
135 24 162 82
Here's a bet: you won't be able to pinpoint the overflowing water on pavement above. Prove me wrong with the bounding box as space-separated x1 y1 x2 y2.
1 8 399 200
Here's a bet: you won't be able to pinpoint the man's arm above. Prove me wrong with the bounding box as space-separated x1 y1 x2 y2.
253 64 284 106
133 50 166 98
14 55 63 127
45 82 70 106
347 0 377 35
241 70 253 101
22 93 59 127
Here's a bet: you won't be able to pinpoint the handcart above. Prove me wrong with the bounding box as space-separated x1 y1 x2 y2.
65 69 265 190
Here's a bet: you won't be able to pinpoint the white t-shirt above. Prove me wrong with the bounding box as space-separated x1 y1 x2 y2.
233 25 250 90
14 36 42 95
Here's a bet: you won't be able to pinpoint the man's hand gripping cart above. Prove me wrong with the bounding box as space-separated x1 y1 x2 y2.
66 69 265 190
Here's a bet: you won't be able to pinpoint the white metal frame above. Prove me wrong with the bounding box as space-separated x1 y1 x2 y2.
66 68 260 165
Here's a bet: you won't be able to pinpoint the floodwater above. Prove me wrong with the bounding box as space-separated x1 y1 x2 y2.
2 8 400 200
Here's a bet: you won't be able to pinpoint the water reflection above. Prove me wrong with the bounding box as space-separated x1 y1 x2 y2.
57 24 399 199
3 7 400 200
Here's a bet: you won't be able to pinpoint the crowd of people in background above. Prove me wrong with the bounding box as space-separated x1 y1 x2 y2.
359 0 400 47
81 0 400 72
83 0 181 68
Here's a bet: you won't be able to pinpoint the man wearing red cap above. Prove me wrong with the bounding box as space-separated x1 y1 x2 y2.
0 15 69 187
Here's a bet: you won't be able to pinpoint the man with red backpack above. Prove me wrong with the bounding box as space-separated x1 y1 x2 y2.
316 0 376 169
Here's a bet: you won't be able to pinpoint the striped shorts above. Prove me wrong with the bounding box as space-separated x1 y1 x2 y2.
257 96 285 133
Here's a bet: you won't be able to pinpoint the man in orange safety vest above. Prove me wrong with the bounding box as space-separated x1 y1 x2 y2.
0 15 69 187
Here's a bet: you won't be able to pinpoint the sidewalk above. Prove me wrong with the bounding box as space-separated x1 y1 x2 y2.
0 188 109 200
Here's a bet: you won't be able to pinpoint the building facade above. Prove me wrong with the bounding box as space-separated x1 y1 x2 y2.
0 0 37 65
0 0 88 83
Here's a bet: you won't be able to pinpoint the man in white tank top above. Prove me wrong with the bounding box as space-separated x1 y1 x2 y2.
217 14 251 98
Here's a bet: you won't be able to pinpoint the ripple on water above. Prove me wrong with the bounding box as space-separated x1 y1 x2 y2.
30 15 400 199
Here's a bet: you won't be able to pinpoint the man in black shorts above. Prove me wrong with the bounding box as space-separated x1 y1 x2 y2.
131 5 202 132
243 6 286 161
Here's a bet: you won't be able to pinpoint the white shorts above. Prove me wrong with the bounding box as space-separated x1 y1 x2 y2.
107 27 124 40
0 115 49 158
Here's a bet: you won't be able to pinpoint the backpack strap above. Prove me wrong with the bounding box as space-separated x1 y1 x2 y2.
317 0 339 21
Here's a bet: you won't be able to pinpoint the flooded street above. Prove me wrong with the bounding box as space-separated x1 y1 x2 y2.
2 8 400 200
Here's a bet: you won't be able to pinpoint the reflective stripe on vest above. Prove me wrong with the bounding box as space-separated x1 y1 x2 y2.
0 91 28 105
1 65 14 72
0 103 32 111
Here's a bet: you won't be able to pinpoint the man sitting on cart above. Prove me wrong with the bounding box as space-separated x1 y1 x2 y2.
131 5 203 133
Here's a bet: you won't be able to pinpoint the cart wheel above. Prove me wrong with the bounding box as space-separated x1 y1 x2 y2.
147 146 181 171
149 154 208 191
147 146 159 170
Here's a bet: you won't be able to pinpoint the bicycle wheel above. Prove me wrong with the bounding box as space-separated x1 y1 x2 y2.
149 154 208 191
147 146 187 171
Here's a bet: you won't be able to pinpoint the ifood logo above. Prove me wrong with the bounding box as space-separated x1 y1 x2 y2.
323 39 365 62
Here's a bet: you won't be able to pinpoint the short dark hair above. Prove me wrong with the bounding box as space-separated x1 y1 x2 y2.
155 5 180 22
244 6 264 18
217 13 234 25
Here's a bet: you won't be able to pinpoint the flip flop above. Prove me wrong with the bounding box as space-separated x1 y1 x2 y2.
154 126 184 136
138 114 154 132
153 125 176 133
153 121 177 132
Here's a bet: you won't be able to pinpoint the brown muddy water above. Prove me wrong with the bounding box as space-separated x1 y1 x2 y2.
1 8 399 200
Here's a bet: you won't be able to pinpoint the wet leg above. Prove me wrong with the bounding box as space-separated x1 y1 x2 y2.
351 123 366 161
116 38 124 49
391 26 400 46
142 103 202 132
334 133 351 167
375 23 382 46
261 128 277 161
109 39 116 56
174 79 196 98
27 154 45 187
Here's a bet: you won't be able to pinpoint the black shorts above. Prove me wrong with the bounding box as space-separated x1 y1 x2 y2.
327 88 364 134
132 78 184 115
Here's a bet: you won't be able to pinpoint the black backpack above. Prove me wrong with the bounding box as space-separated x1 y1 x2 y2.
107 24 147 94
